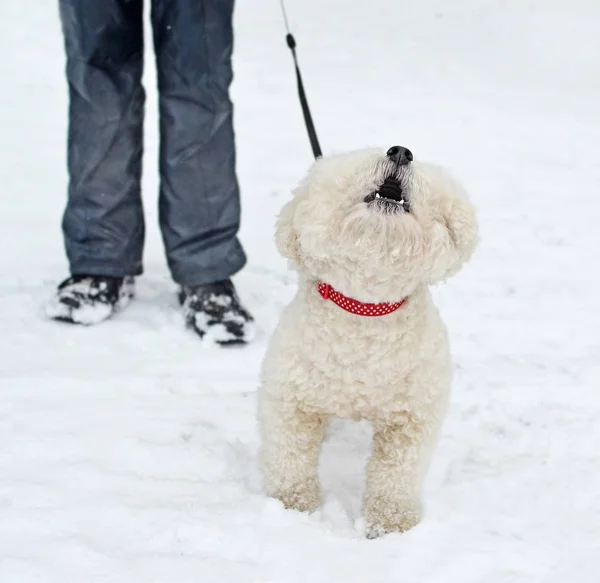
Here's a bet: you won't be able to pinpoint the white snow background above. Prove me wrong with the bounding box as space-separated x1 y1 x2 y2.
2 0 600 581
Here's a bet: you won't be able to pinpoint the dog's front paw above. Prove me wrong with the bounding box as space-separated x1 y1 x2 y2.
273 478 322 513
364 497 422 538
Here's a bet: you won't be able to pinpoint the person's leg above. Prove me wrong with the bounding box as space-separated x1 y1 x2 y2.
151 0 253 344
48 0 145 324
151 0 246 286
60 0 146 277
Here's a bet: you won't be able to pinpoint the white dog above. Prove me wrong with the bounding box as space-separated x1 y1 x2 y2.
258 146 478 537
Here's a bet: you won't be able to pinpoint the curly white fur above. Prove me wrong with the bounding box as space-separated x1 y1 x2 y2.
258 147 478 537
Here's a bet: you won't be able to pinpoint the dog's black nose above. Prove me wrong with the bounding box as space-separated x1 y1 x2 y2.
387 145 413 166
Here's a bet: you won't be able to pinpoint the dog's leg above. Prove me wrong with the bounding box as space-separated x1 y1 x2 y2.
364 417 435 538
259 396 327 513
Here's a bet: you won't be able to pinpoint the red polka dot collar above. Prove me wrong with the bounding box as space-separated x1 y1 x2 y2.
317 282 406 317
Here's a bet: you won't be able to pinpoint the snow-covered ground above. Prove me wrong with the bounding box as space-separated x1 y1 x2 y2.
2 0 600 581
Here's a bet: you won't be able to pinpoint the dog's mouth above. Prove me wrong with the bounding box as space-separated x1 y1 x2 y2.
364 177 410 213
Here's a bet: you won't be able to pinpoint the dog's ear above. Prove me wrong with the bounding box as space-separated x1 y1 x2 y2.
427 188 479 284
274 194 302 263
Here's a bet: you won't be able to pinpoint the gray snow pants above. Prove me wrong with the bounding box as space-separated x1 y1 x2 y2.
58 0 246 285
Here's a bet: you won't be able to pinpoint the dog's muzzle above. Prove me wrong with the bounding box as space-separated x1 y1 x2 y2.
364 145 413 212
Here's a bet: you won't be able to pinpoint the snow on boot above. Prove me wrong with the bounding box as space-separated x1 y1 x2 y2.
45 275 135 325
179 279 255 345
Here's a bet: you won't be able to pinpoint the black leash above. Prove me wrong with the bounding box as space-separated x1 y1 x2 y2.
280 0 323 159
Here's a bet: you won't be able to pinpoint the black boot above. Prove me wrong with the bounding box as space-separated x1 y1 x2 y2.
179 279 254 345
46 275 135 325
